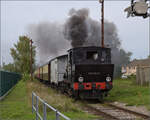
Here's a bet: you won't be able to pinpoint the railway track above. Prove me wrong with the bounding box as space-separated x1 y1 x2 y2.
83 103 150 120
40 81 150 120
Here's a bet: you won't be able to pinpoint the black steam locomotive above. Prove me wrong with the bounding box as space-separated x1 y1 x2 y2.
34 46 114 100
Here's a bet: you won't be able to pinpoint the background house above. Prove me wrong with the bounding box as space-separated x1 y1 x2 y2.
122 58 150 76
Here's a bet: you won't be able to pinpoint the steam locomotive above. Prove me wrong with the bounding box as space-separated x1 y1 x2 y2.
34 46 114 100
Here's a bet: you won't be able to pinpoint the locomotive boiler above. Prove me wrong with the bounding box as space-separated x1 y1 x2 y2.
34 46 114 100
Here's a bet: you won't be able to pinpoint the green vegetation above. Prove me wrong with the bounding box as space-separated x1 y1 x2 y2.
114 49 132 78
0 80 35 120
27 79 100 120
3 74 149 120
2 36 36 74
105 77 150 110
0 77 100 120
2 63 16 72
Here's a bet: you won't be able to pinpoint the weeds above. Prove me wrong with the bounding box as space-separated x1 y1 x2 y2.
0 80 34 120
105 78 150 110
26 79 100 119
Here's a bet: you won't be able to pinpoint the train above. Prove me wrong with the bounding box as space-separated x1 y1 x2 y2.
34 46 114 100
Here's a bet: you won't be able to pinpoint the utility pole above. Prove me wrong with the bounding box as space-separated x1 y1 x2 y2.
149 1 150 57
30 39 33 81
99 0 105 48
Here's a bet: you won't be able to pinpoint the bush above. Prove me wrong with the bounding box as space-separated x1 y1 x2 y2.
22 73 30 81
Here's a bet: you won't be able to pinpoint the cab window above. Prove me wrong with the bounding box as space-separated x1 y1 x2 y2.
87 51 98 60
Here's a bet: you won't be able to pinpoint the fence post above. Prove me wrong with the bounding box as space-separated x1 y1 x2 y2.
56 110 60 120
43 102 47 120
32 92 70 120
32 92 34 113
36 96 39 120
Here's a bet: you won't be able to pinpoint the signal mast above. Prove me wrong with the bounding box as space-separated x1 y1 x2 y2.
99 0 105 48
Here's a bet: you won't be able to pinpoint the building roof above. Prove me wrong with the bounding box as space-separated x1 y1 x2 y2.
124 58 150 67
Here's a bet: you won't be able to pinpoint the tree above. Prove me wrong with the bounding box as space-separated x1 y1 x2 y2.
2 62 16 72
10 36 36 73
113 49 132 78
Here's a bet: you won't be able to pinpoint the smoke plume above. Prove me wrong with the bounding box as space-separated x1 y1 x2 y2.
63 8 131 75
27 22 71 65
64 8 121 49
28 8 131 76
64 8 88 47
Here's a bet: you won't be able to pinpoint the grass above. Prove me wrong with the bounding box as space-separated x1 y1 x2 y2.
104 77 150 110
0 80 35 120
0 78 100 120
2 75 149 120
26 79 100 120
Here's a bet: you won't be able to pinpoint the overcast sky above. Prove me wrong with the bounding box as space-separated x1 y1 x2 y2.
1 1 149 64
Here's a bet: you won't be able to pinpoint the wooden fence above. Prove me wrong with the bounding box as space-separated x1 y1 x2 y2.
136 66 150 86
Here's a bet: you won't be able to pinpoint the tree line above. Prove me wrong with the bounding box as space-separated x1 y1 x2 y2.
2 35 149 78
2 36 36 74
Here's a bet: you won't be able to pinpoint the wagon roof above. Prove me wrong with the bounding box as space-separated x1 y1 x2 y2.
50 54 68 62
37 54 67 68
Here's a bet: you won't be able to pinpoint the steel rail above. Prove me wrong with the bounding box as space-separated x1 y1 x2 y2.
107 103 150 119
35 80 150 120
84 102 150 120
84 104 119 120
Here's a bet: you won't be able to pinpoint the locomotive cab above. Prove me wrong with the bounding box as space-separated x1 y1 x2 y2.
66 46 114 100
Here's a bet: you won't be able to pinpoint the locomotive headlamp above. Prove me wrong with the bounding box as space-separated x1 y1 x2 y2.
78 77 84 82
106 76 111 82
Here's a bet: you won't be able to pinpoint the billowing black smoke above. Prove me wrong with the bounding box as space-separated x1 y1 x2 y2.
28 8 131 77
64 8 88 47
63 8 131 77
64 8 121 49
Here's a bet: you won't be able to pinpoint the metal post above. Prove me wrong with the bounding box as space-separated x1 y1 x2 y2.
56 111 60 120
48 63 50 84
43 103 47 120
42 67 43 80
36 96 39 120
149 1 150 57
32 92 34 113
30 39 33 81
101 0 105 48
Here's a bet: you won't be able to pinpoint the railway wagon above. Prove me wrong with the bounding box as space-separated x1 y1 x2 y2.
34 46 114 100
50 55 68 86
35 55 68 84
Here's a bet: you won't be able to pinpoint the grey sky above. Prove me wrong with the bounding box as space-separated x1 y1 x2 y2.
1 1 149 64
